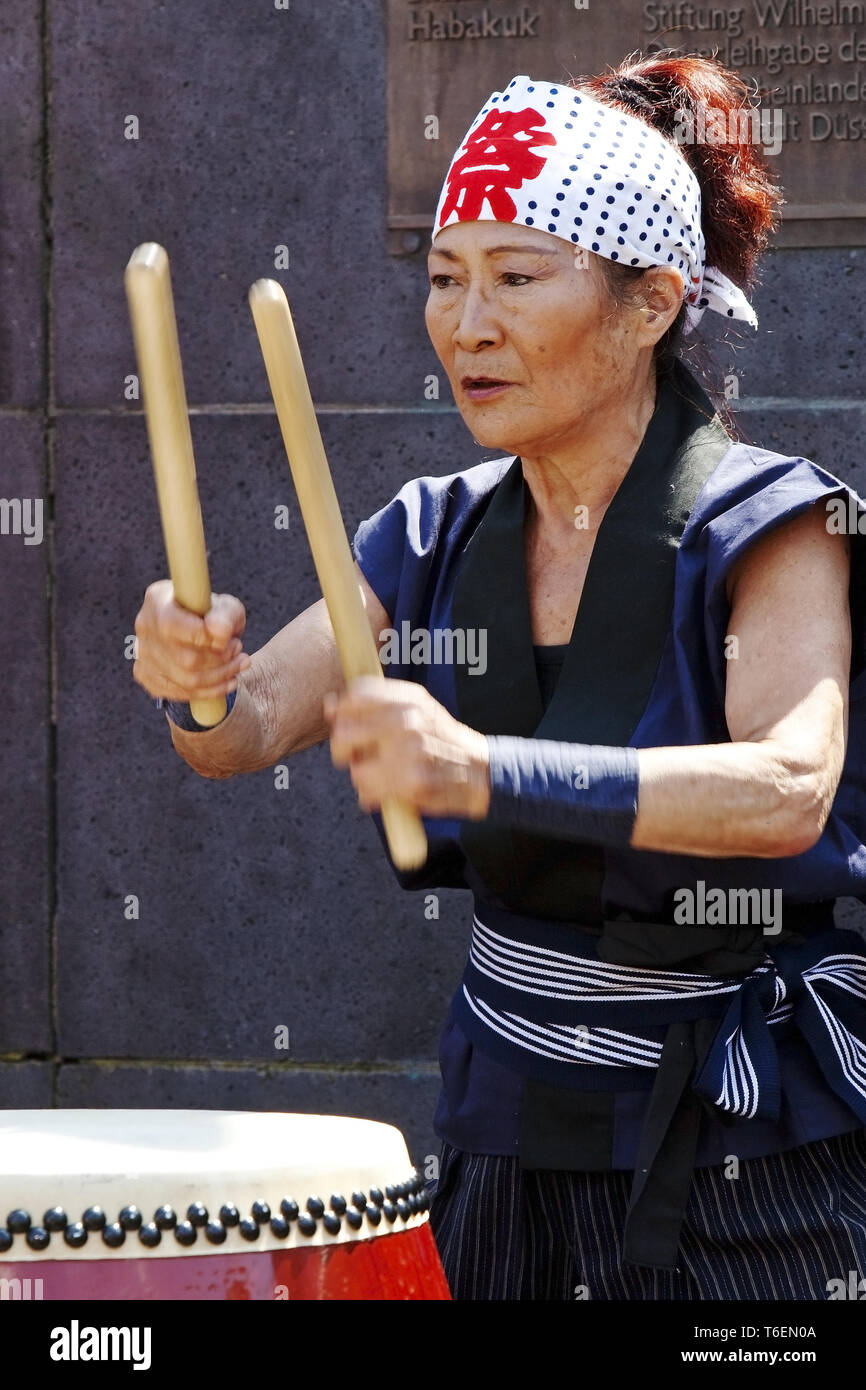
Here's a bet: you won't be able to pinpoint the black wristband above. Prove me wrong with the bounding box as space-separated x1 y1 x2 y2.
485 736 640 847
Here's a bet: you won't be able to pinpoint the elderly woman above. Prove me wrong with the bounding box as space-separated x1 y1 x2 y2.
134 52 866 1301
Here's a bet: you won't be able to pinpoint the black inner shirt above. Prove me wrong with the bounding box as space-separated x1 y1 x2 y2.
533 642 569 712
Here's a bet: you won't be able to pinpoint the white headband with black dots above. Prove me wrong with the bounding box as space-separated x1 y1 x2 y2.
432 74 758 335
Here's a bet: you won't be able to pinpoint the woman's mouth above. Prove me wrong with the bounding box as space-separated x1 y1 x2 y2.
461 377 513 401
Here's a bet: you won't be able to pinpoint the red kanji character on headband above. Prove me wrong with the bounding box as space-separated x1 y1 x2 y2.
436 107 556 227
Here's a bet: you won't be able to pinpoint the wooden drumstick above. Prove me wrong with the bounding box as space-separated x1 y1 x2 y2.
248 279 428 872
124 243 226 728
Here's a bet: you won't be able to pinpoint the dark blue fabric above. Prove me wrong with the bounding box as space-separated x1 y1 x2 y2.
352 445 866 904
485 735 639 845
349 439 866 1165
453 911 866 1126
432 1006 865 1166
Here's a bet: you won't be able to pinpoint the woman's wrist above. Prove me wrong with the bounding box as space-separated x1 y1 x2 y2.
483 735 639 846
466 729 492 819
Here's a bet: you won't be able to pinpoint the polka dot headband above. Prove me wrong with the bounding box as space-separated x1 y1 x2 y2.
432 74 758 335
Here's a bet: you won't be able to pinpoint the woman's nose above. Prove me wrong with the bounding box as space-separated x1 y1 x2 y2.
452 285 504 350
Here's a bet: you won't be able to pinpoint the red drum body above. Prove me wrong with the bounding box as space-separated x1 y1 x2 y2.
0 1111 450 1301
0 1225 447 1300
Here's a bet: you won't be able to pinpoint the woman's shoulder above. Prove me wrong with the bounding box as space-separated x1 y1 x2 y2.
376 453 515 514
353 453 515 554
684 438 864 555
680 436 866 694
351 454 516 621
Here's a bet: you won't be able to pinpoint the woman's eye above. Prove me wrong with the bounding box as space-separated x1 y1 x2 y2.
428 272 533 289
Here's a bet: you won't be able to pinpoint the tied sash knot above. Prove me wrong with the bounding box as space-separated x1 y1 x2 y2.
456 906 866 1269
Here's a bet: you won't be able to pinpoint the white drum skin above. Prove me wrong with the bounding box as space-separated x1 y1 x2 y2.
0 1110 449 1300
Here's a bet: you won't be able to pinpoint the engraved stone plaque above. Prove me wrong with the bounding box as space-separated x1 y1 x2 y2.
387 0 866 252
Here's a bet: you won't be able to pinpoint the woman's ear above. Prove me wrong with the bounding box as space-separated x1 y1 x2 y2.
638 267 684 343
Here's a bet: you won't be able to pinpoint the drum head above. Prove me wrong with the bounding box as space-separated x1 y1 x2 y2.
0 1110 430 1262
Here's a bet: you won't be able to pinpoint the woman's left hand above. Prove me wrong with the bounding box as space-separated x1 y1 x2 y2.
323 676 491 820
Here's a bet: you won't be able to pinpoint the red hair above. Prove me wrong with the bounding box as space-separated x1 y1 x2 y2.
577 50 783 293
570 50 784 394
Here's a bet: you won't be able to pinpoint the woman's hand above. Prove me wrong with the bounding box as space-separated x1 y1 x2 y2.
324 676 491 820
133 579 251 702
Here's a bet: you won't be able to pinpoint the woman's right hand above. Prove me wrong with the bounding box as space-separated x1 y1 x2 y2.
132 579 252 702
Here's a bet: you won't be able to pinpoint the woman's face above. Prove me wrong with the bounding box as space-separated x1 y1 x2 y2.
425 219 661 456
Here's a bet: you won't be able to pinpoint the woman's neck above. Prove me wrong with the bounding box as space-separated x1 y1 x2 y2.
521 372 658 547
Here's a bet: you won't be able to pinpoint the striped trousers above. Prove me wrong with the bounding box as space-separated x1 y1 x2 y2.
428 1127 866 1301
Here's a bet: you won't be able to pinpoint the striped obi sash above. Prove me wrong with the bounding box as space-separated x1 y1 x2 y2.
453 900 866 1269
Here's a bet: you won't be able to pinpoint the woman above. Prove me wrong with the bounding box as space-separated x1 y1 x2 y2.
133 52 866 1300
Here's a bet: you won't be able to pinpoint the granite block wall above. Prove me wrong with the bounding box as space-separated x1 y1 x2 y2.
2 1 864 1174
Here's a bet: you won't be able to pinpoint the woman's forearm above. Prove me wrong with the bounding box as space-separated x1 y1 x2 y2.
632 740 829 858
166 600 349 779
484 734 833 860
166 670 278 779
